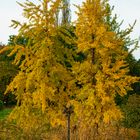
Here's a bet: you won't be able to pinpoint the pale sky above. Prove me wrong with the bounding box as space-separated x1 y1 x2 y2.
0 0 140 59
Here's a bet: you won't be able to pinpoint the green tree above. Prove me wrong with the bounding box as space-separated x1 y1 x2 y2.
8 35 28 46
115 56 140 105
0 46 18 106
122 94 140 134
129 58 140 95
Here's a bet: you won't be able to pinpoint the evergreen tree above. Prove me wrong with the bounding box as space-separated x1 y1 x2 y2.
0 46 18 106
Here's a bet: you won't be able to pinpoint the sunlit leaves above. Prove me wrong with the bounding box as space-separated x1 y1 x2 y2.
0 0 78 131
73 0 139 127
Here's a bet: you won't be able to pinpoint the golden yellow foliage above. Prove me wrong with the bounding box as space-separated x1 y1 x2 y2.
2 0 75 130
72 0 139 127
1 0 139 136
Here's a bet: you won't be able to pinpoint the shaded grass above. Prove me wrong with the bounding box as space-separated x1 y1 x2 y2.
0 107 13 120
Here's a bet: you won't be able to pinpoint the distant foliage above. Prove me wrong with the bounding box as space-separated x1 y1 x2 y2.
0 46 18 106
0 100 4 110
115 56 140 106
8 35 28 46
122 94 140 133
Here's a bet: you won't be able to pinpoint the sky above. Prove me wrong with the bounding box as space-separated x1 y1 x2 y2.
0 0 140 59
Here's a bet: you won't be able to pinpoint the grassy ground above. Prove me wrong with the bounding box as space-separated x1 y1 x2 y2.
0 107 13 120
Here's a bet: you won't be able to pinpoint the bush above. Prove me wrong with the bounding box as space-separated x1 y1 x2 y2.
121 94 140 139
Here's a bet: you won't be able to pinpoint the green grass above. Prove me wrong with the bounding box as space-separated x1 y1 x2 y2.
0 108 13 120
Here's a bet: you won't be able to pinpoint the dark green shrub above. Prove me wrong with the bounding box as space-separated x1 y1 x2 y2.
0 100 4 110
121 94 140 139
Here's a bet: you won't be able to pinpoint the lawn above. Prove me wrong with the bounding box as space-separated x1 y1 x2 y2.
0 107 13 120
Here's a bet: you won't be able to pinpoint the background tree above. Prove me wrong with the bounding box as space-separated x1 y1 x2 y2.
115 56 140 105
0 34 29 106
61 0 71 25
122 94 140 137
55 0 71 26
0 45 18 106
8 35 28 46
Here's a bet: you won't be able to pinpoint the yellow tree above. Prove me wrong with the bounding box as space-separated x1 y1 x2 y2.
72 0 139 131
1 0 76 132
